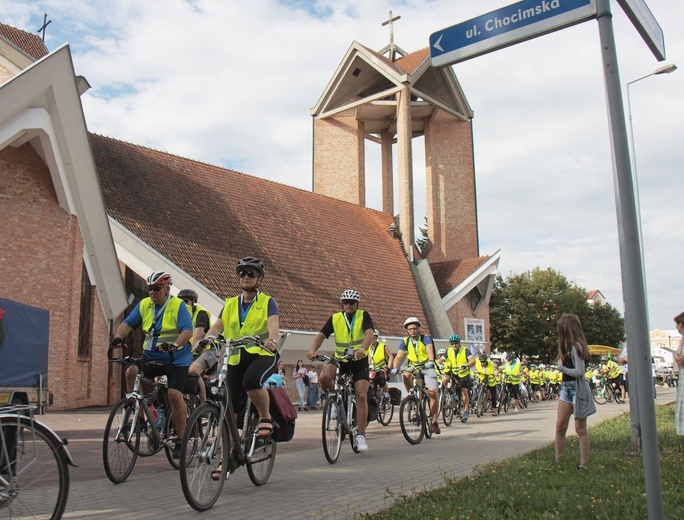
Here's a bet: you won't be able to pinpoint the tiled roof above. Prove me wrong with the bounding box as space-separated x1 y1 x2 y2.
91 133 429 337
429 257 490 298
0 23 48 61
395 48 429 75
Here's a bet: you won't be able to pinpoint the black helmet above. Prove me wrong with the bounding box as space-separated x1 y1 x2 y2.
479 353 488 363
178 289 198 303
236 257 264 276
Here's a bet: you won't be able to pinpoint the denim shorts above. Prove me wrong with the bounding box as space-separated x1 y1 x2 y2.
559 380 577 405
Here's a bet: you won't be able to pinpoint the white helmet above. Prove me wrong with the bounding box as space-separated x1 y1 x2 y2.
403 316 421 329
146 271 172 286
340 289 360 301
437 348 447 357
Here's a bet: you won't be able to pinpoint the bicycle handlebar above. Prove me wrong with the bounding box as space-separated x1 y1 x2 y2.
312 353 356 364
107 343 175 366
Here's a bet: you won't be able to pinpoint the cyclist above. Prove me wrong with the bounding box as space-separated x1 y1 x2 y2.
367 329 394 399
476 352 498 415
391 317 441 434
529 363 542 402
504 352 523 413
307 289 375 452
602 355 622 399
110 271 193 458
441 334 476 423
203 257 280 441
435 348 447 381
181 289 214 403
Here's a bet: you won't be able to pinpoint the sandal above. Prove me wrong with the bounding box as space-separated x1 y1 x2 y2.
211 464 222 481
257 417 274 438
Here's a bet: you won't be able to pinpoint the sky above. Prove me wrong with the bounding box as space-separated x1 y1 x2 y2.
3 0 682 332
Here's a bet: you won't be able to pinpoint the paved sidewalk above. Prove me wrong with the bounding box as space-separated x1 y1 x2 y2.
38 387 675 519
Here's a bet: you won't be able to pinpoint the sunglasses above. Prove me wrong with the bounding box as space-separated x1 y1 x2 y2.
342 300 357 306
237 270 258 279
149 286 163 292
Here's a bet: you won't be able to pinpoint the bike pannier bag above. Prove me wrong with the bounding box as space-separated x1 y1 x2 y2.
388 387 402 406
367 391 378 422
268 387 297 442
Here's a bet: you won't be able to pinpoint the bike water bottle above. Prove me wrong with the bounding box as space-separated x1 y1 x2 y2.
148 402 159 424
156 406 165 430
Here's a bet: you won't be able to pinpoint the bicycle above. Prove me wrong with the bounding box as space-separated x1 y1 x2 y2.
1 403 75 519
314 353 361 464
369 366 394 426
103 345 198 484
474 378 493 418
592 376 622 405
398 365 434 444
439 377 462 426
179 336 277 512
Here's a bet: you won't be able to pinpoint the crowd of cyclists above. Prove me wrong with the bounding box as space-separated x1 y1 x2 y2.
105 259 634 507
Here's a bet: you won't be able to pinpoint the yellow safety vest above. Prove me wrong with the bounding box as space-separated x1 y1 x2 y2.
139 296 183 351
190 303 213 351
221 293 274 365
476 359 497 387
368 342 389 369
505 360 522 384
445 346 470 377
332 310 366 360
404 334 429 365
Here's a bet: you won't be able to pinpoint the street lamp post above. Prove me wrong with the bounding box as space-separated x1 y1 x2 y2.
623 62 677 449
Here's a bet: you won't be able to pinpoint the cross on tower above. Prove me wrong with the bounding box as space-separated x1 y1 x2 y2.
381 8 401 62
37 13 52 42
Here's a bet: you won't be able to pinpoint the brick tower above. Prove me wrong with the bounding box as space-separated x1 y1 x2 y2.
310 24 478 263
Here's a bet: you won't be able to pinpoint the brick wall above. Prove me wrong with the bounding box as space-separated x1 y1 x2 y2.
313 110 365 206
0 143 111 409
425 109 478 262
446 299 490 352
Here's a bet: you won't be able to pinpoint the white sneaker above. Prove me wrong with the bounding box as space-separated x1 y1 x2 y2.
356 434 368 452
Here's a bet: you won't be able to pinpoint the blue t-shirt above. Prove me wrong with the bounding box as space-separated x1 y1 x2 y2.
124 299 193 366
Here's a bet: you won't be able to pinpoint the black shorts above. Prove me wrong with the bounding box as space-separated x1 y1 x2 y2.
339 357 369 383
143 365 189 392
456 374 472 389
507 382 521 399
370 368 387 388
226 351 278 413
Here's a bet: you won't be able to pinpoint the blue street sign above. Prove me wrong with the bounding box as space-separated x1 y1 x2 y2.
430 0 597 67
616 0 665 61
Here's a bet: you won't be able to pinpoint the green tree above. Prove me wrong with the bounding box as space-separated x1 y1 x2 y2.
416 215 429 253
489 267 619 362
582 301 625 347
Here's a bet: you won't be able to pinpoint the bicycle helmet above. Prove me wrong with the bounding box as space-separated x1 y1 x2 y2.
403 317 420 329
437 348 447 357
340 289 360 302
236 256 264 276
449 334 460 344
178 289 198 303
147 271 173 286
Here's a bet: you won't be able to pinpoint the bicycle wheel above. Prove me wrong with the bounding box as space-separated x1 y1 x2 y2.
103 398 140 484
592 384 607 405
322 395 342 464
476 389 486 418
180 402 228 512
613 387 624 404
497 390 507 415
442 391 454 426
377 393 394 426
503 391 511 413
165 398 195 469
0 414 70 520
399 395 424 445
244 407 276 485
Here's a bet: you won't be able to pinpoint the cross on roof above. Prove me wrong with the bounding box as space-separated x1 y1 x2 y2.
381 7 402 62
37 13 51 42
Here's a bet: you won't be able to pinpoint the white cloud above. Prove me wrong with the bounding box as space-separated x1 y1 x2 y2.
6 0 683 330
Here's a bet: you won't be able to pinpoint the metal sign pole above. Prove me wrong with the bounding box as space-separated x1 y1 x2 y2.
595 0 663 517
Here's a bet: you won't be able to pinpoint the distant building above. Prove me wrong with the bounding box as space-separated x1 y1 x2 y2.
587 289 606 306
650 329 681 368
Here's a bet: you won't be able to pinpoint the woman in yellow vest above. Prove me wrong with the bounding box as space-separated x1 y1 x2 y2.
367 329 394 398
504 353 523 413
204 257 280 441
307 289 375 452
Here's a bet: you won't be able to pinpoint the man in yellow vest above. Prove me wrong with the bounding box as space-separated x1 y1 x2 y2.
504 352 523 413
308 289 375 452
442 334 476 423
181 288 213 404
204 257 280 441
110 270 193 458
367 329 394 399
476 352 499 416
391 317 441 434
